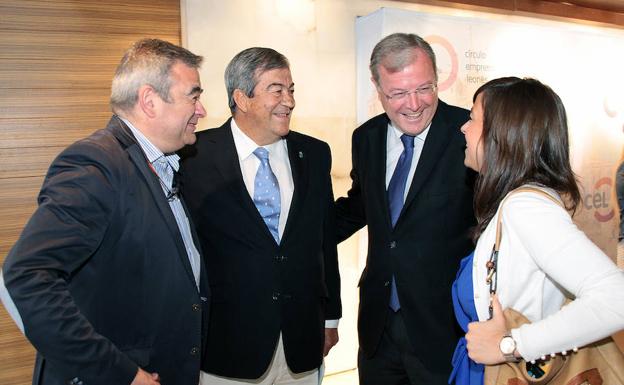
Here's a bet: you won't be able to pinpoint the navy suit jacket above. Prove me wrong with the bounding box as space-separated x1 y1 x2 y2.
3 117 210 385
335 100 476 373
179 119 341 379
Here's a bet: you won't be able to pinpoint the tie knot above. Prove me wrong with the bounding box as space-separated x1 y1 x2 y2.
400 134 415 149
253 147 270 161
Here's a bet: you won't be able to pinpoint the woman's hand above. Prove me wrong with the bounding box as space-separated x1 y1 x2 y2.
465 294 509 364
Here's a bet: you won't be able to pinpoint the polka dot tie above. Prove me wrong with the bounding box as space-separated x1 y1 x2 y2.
253 147 281 243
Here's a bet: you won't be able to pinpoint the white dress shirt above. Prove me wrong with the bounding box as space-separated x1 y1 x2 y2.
230 119 293 239
385 122 429 195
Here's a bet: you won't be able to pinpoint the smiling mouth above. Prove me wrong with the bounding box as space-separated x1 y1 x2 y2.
402 111 423 120
274 111 291 118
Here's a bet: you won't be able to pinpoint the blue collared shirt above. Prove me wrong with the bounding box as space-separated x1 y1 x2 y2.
123 117 201 289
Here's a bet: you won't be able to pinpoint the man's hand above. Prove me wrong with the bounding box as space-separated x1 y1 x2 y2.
130 368 160 385
323 327 339 356
465 294 508 364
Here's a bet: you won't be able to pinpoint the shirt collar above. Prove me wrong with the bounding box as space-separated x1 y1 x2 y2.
230 118 287 162
388 120 430 145
120 116 180 171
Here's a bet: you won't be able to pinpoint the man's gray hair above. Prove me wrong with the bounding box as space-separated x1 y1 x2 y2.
224 47 289 113
369 33 437 85
110 38 203 114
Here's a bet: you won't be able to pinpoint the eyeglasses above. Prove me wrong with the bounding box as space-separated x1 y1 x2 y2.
380 84 438 101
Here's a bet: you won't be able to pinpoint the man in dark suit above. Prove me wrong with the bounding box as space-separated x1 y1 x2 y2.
179 47 341 385
1 39 210 385
335 33 475 385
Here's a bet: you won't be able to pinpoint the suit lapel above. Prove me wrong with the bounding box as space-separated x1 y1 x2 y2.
280 135 308 243
370 118 394 229
402 102 453 213
108 117 198 286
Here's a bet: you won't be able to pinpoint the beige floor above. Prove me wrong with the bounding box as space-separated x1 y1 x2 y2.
322 369 358 385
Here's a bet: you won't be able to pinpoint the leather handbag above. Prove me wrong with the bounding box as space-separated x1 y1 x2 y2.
482 187 624 385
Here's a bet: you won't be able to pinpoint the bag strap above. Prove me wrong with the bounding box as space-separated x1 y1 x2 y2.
492 186 564 253
486 186 564 318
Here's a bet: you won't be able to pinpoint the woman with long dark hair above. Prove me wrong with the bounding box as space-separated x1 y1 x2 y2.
449 77 624 384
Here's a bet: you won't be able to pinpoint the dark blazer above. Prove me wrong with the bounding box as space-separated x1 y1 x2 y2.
335 100 475 373
3 117 210 385
179 119 341 379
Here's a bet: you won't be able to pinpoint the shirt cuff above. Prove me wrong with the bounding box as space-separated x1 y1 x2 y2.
511 327 526 359
325 319 339 328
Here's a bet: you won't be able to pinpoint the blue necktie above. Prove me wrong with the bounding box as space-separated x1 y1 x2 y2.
387 134 415 311
253 147 281 243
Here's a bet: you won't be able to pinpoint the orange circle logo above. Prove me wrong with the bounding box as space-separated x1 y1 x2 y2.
425 35 458 92
587 177 614 222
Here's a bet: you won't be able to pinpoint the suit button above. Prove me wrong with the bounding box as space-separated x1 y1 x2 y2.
272 292 280 300
384 281 390 287
192 303 200 311
190 346 199 356
389 241 397 249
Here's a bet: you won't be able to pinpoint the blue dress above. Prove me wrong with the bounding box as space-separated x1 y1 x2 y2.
448 251 484 385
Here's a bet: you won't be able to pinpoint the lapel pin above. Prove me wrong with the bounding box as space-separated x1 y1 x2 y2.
298 151 304 159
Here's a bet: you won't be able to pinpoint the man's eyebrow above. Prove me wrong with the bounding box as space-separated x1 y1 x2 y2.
187 86 203 96
266 82 295 89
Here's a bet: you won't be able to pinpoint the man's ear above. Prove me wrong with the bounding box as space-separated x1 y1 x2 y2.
232 89 249 113
137 85 158 119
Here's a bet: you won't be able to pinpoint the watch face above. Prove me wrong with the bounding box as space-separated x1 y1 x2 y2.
500 336 516 355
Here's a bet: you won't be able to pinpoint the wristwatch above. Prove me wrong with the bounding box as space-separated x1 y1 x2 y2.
499 333 518 362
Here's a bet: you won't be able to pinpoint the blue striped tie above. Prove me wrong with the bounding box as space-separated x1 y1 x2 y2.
387 134 414 311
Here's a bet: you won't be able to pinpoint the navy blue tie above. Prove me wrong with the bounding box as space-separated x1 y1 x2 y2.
253 148 281 243
387 134 415 311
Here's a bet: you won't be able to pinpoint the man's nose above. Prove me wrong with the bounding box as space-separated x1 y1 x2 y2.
195 99 207 118
281 90 295 108
405 91 421 109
